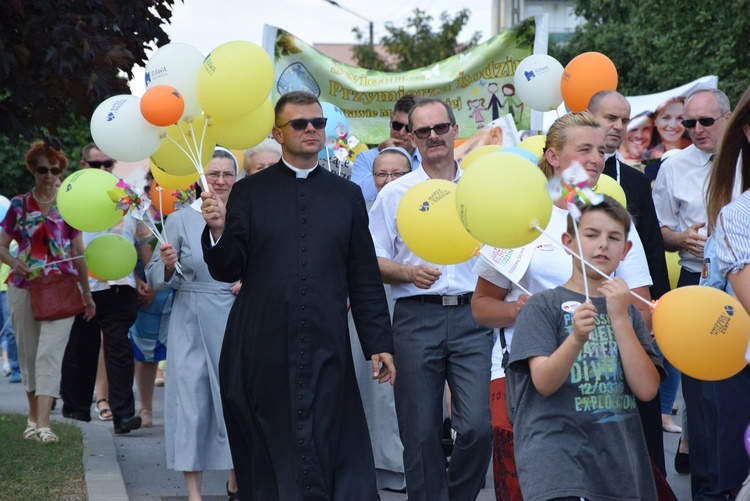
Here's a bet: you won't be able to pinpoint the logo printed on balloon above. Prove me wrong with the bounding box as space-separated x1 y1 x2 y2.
419 202 429 212
725 305 735 316
107 113 115 122
524 70 535 81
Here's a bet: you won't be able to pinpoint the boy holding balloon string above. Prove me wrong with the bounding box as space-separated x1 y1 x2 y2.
506 197 664 501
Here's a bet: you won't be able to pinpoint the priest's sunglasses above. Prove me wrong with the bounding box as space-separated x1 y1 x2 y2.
277 117 328 131
411 122 453 139
681 116 724 129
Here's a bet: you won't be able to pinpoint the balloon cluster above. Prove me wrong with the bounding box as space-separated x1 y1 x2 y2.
513 52 618 113
91 41 275 188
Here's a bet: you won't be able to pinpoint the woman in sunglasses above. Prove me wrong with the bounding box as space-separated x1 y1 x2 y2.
0 141 95 443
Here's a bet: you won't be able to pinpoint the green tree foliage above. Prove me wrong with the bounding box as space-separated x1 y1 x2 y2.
0 0 178 197
352 8 482 71
551 0 750 106
1 0 177 143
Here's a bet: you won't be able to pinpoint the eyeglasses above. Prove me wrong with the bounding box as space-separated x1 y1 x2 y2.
681 116 724 129
276 117 328 131
373 171 408 179
391 120 408 132
205 171 236 181
85 160 114 169
411 122 453 139
35 166 62 175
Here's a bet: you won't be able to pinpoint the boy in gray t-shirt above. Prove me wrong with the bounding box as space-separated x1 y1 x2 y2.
507 198 664 500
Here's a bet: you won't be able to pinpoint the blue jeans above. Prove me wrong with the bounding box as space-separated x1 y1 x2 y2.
0 291 19 372
391 298 493 501
652 340 680 414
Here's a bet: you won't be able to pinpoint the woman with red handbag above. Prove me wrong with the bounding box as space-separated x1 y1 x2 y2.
0 140 95 444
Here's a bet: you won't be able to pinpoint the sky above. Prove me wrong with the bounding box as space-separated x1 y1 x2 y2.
129 0 492 95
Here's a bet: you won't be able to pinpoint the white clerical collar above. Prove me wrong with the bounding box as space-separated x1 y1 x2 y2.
282 157 318 178
604 152 617 162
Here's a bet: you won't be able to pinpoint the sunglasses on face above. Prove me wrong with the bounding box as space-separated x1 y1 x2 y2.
86 160 114 169
35 166 62 175
276 117 328 131
391 120 408 132
411 122 453 140
681 116 724 129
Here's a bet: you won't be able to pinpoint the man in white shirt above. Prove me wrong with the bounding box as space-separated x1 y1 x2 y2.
369 98 492 501
653 87 733 501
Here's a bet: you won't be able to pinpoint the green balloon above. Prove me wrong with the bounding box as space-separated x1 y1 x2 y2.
58 169 122 232
84 234 137 281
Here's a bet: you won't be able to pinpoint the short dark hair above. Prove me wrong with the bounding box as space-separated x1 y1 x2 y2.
393 95 419 115
274 91 321 119
567 196 631 238
407 98 456 131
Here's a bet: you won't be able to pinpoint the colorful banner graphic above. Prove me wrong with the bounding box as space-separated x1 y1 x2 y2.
263 17 544 145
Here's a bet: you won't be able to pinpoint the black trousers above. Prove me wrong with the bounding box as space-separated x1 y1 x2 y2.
678 268 724 500
60 286 138 422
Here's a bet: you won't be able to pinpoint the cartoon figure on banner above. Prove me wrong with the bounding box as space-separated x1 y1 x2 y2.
487 82 502 120
502 84 523 124
468 98 487 126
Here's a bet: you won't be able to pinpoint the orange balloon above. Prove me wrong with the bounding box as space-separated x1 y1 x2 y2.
653 285 750 381
140 85 185 126
560 52 618 112
150 180 180 217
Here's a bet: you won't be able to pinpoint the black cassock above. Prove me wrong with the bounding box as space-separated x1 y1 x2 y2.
202 162 393 500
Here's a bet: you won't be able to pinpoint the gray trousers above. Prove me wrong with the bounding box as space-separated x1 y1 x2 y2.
392 298 492 501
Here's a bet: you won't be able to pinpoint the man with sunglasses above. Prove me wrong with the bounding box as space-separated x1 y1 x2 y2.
369 98 493 501
200 90 395 499
653 87 736 501
61 142 154 434
351 96 422 203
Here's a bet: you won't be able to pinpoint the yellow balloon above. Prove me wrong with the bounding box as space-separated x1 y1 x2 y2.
456 153 553 249
397 180 481 265
58 169 122 232
459 145 504 171
207 100 274 149
593 175 627 208
665 251 680 290
151 118 215 176
653 286 750 381
150 160 199 190
518 134 546 160
197 41 274 119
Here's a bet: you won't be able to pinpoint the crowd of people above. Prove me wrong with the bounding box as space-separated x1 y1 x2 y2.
1 83 750 501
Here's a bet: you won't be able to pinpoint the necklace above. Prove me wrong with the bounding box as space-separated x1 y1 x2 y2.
32 186 57 204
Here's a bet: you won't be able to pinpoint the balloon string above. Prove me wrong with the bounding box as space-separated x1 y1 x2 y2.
532 223 652 308
192 119 211 192
475 252 533 297
571 217 590 302
168 129 200 168
28 255 84 271
156 186 166 230
142 211 183 276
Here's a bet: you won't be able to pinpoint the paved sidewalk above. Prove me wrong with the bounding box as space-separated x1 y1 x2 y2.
0 376 690 500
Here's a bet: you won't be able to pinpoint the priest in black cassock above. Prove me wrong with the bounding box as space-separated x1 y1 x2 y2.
200 90 395 500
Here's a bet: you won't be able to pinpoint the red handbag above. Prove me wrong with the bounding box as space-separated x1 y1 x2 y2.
28 273 86 321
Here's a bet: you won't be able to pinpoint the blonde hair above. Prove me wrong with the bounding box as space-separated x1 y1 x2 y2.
538 112 602 179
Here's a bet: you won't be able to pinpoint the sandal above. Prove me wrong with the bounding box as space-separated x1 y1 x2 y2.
35 427 59 444
96 398 113 421
23 420 37 440
227 482 239 501
139 408 153 428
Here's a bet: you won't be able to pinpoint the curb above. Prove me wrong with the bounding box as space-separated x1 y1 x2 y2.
79 420 129 501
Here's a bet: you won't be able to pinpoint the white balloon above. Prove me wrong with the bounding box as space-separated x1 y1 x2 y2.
0 195 10 222
145 43 205 121
90 95 164 161
513 54 565 112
